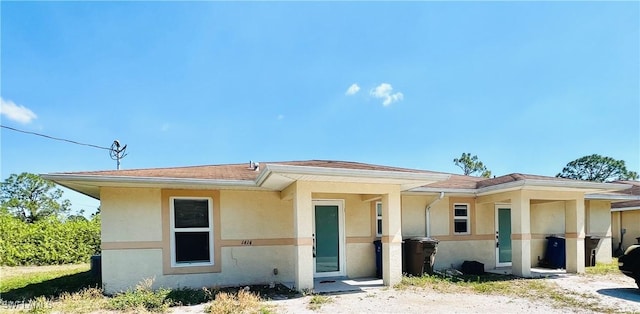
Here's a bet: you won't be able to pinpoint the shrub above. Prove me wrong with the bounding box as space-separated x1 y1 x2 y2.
205 290 270 314
107 278 171 312
0 215 100 266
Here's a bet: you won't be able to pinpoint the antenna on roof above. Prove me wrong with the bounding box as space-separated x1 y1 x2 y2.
110 140 128 170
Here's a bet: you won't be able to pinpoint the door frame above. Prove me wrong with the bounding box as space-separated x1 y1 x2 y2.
495 204 512 267
312 199 346 278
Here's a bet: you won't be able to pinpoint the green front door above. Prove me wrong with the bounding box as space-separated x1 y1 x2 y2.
496 207 512 266
314 202 344 277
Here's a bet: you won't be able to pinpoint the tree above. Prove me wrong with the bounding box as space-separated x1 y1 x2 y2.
453 153 492 178
0 172 71 223
556 154 639 182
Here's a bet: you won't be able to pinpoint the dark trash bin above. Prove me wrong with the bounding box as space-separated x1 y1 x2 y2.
584 236 601 267
90 255 102 278
373 240 382 279
405 237 439 276
545 236 566 269
461 260 485 275
636 237 640 244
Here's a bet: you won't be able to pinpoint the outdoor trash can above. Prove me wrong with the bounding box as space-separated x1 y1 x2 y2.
373 240 382 279
405 237 439 276
90 255 102 278
545 236 566 269
584 236 601 267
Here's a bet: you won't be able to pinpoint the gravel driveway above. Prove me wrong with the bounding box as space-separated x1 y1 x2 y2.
267 273 640 314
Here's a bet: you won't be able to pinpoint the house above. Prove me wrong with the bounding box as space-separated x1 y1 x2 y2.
610 181 640 252
43 160 632 294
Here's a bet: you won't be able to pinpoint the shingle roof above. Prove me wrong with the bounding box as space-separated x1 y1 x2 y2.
60 160 434 181
55 160 634 192
612 200 640 209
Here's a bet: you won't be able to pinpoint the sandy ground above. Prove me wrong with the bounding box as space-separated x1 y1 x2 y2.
171 273 640 314
270 273 640 314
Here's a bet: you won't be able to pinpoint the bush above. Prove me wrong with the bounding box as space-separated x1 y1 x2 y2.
107 279 171 312
0 215 100 266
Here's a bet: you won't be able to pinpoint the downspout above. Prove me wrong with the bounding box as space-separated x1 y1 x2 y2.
425 192 445 237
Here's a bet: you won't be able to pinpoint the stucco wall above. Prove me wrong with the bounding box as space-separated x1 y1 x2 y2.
101 187 162 242
100 188 377 293
220 190 293 239
613 210 640 250
400 196 495 270
586 200 612 263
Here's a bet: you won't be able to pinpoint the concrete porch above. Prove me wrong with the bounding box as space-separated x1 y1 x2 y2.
487 267 568 278
283 277 385 294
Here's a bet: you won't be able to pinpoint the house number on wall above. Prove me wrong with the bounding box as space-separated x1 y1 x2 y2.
241 240 253 246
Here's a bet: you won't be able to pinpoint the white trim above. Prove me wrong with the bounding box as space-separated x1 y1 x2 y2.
312 199 346 278
495 205 512 267
42 174 256 187
375 201 383 237
611 206 640 212
453 203 470 235
169 196 214 267
586 194 640 201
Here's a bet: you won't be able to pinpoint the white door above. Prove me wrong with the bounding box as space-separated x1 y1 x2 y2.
495 205 512 267
313 200 346 277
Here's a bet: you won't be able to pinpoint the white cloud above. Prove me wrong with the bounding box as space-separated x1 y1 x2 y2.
370 83 404 106
345 83 360 96
0 98 37 124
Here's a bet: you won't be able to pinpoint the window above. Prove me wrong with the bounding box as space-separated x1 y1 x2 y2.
170 197 214 266
453 203 470 234
376 202 383 237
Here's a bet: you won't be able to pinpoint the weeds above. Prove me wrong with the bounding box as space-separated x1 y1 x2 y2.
307 295 332 311
107 278 171 312
397 273 619 313
205 289 272 314
586 258 619 275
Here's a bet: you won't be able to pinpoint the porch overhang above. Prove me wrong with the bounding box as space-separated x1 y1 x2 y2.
256 164 451 191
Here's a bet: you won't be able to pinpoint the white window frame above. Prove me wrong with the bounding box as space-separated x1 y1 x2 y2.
375 201 383 237
453 203 470 235
170 196 214 267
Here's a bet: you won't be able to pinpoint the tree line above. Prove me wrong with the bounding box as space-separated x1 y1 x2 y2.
454 153 638 182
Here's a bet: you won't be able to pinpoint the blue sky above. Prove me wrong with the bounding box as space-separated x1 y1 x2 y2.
1 2 638 215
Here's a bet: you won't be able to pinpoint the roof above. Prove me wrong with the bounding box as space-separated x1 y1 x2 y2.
43 160 633 200
60 160 430 181
609 181 640 210
44 160 450 199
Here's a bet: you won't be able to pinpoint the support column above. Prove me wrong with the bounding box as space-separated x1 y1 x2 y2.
381 187 402 286
565 198 585 273
511 191 532 277
293 182 314 290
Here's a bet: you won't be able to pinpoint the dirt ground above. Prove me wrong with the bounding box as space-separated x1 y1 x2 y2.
265 273 640 314
171 273 640 313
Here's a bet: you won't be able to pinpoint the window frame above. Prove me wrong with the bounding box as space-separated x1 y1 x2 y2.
453 203 470 235
375 201 383 237
169 196 214 268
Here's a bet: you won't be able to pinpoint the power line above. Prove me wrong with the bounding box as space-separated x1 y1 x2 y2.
0 124 111 151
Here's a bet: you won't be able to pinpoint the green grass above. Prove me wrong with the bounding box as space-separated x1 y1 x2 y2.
586 258 619 275
0 264 99 301
0 265 289 313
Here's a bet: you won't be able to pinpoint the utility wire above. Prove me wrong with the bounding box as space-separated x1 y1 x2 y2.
1 125 111 151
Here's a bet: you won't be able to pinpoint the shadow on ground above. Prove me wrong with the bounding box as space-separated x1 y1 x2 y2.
597 288 640 302
0 271 100 301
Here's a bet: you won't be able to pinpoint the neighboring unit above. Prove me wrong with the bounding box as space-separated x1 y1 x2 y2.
43 160 635 294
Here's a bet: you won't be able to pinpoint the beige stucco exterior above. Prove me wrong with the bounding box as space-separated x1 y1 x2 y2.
98 183 615 294
612 209 640 251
